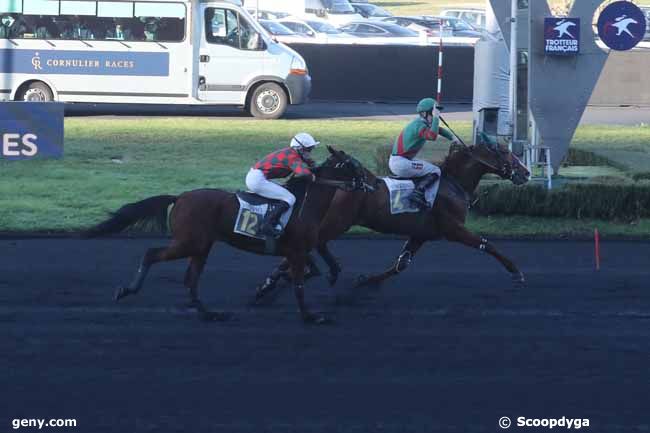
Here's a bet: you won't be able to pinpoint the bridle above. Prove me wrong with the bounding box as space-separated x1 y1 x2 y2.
314 157 375 192
439 115 519 181
462 145 517 181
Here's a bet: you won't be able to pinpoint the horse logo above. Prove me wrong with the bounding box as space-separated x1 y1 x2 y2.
611 15 638 37
597 1 646 51
553 19 576 39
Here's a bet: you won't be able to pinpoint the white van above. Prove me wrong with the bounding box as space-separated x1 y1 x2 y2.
252 0 363 26
0 0 310 118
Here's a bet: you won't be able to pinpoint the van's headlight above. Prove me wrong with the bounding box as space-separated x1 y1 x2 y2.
290 56 308 75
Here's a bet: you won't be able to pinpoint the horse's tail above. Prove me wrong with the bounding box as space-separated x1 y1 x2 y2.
82 195 177 238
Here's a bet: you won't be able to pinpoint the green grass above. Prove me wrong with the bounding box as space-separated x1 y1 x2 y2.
465 215 650 239
570 124 650 175
1 118 649 237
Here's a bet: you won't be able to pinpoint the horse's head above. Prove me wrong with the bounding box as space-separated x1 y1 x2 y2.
317 145 375 192
469 141 530 185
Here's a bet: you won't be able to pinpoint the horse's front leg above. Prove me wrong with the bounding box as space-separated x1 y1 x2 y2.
317 241 342 286
355 238 425 288
255 253 321 305
255 258 290 303
445 224 525 287
288 253 331 325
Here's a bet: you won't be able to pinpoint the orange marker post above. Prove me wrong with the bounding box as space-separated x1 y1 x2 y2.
594 228 601 271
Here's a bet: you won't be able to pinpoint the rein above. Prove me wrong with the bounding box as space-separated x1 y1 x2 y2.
440 115 513 179
314 178 354 189
462 148 504 173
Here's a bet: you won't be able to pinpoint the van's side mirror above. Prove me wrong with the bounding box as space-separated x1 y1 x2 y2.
316 8 327 18
307 30 315 37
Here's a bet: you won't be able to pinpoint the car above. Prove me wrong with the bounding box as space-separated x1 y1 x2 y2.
440 8 486 31
382 15 481 38
258 19 310 44
276 17 352 42
350 3 393 20
246 9 290 21
338 20 419 37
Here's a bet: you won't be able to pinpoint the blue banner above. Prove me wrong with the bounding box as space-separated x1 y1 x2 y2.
597 1 647 51
544 18 580 56
0 49 169 76
0 103 64 160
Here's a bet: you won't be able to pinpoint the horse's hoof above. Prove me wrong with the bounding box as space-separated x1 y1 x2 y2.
256 278 276 297
302 312 333 325
200 311 232 322
512 272 526 288
113 286 130 302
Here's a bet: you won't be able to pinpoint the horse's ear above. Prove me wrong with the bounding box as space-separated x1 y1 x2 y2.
327 145 344 160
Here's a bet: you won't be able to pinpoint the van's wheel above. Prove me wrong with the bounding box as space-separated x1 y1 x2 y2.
248 82 287 120
17 82 54 102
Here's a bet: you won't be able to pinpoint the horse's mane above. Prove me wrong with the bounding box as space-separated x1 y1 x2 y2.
439 144 471 176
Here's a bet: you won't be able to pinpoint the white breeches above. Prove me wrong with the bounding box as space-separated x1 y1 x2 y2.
388 155 440 178
245 169 296 207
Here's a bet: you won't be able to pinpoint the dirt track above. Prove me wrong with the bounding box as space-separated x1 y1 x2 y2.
2 238 649 432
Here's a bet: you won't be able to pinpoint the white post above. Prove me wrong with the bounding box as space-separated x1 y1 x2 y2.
508 0 518 150
255 0 259 20
437 21 443 104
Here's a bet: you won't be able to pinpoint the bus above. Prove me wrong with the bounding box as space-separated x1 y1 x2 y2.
0 0 310 118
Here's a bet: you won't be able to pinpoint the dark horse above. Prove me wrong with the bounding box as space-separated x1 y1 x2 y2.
257 141 530 297
84 146 372 324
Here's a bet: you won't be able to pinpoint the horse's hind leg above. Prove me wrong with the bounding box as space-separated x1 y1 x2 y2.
356 239 425 288
114 247 166 301
114 241 194 301
185 253 231 322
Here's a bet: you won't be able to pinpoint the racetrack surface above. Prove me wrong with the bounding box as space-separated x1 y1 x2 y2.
2 238 649 432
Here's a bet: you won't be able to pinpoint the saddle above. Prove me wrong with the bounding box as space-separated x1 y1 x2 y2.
233 191 293 242
381 177 441 215
388 175 428 182
236 191 286 208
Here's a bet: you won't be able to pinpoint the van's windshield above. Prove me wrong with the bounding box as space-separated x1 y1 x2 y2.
321 0 355 14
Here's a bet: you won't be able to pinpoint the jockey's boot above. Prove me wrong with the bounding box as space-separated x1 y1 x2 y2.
260 201 290 238
410 172 439 210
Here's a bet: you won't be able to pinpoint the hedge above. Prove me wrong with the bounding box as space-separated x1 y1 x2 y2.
474 182 650 220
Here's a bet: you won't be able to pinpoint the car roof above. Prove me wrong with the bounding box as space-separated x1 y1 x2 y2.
343 20 399 27
279 16 328 24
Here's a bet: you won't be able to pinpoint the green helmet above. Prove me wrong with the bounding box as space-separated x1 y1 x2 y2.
416 98 437 114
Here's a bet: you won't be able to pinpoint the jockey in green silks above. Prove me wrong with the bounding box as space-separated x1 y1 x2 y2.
389 97 460 210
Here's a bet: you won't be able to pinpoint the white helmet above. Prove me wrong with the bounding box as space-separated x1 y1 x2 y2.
290 132 319 150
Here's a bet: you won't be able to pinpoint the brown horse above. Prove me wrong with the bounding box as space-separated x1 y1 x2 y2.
257 142 530 298
84 146 373 324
